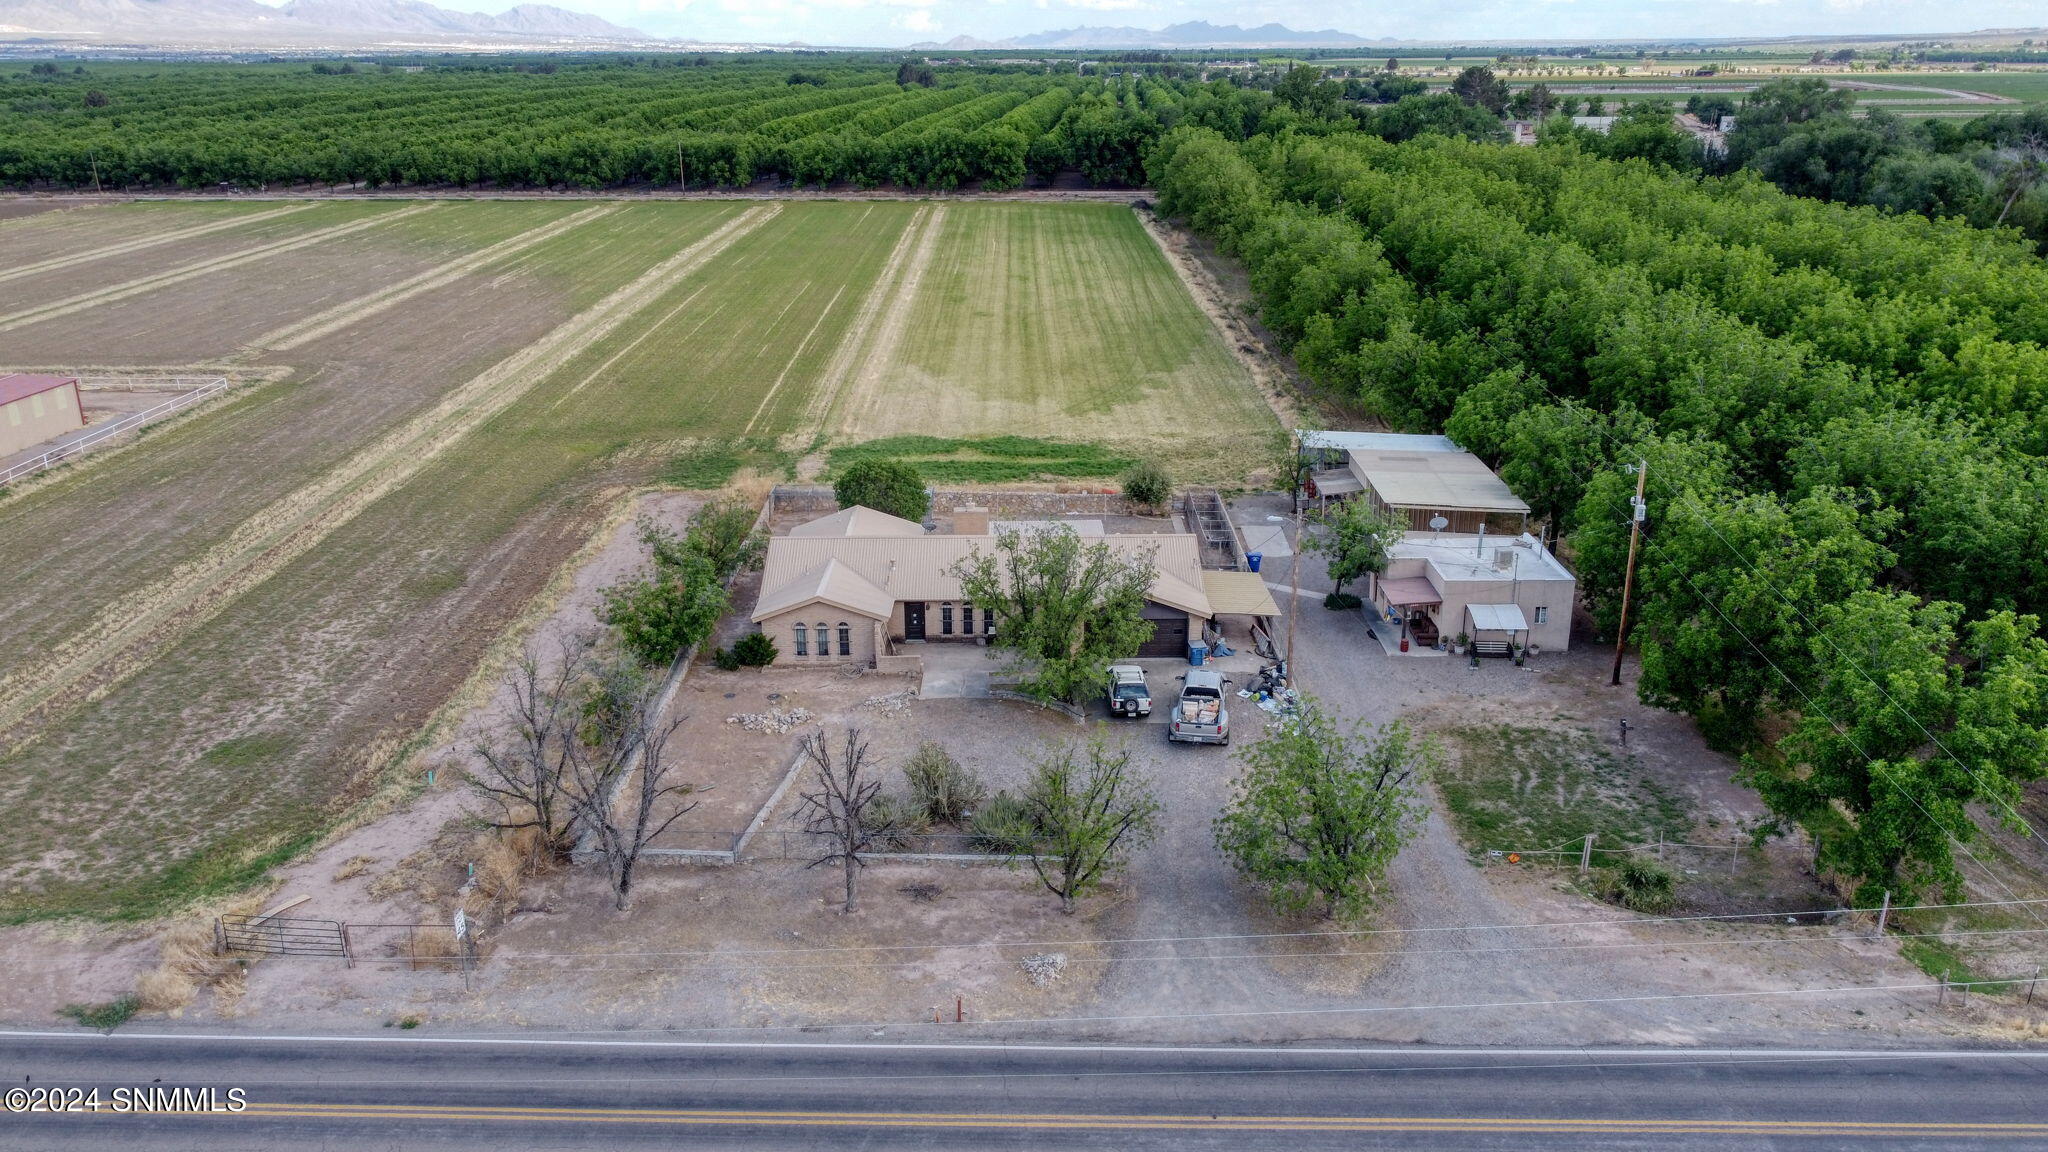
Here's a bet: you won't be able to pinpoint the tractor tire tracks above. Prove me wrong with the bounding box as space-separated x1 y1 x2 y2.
0 203 439 334
0 204 319 285
0 204 779 749
243 204 623 353
794 203 945 436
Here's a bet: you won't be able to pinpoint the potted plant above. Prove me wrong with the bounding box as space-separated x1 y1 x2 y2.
1510 641 1525 666
1452 631 1470 655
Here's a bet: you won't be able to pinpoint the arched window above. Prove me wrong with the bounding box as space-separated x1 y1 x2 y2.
793 623 807 657
837 622 851 656
817 623 829 658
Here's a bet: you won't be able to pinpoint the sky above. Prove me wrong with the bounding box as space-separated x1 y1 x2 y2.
569 0 2048 48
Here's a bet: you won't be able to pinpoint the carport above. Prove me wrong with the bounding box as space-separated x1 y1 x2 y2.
1200 570 1282 659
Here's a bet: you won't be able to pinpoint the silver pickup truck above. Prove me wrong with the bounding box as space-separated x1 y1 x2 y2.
1167 668 1231 745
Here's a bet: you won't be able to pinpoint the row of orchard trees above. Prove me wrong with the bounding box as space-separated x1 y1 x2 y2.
1151 125 2048 907
0 61 1291 191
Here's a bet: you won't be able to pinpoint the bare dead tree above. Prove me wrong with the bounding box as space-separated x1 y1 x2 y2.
466 632 601 860
559 653 696 911
797 727 882 914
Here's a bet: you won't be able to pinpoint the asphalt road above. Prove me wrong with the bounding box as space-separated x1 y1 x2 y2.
1 1033 2045 1150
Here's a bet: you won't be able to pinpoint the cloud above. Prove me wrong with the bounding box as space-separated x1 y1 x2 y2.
896 9 938 30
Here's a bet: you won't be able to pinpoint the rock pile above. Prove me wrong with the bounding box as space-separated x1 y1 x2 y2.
726 706 814 734
1019 952 1067 987
858 690 915 717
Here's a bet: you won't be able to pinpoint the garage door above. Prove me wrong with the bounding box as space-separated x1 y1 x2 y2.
1137 613 1189 658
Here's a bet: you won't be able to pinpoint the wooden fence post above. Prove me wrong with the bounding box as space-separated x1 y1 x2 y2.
1579 834 1595 875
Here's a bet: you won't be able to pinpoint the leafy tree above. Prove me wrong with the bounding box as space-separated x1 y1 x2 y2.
1449 66 1508 115
833 457 929 524
1749 597 2048 905
1213 702 1432 918
682 497 765 583
1022 734 1159 913
1120 460 1172 512
1304 498 1407 598
952 526 1157 704
1274 65 1341 120
1367 94 1508 143
599 523 729 668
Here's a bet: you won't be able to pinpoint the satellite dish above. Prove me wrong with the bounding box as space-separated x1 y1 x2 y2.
1429 515 1448 536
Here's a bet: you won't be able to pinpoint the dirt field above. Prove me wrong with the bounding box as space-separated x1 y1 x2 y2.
0 198 1273 921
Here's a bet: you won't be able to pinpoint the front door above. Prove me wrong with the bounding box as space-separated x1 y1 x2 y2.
903 601 926 641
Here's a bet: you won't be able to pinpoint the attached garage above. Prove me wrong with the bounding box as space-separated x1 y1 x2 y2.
1137 599 1192 658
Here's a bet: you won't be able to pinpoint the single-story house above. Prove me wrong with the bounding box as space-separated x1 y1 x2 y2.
0 373 83 458
1365 530 1575 653
1298 430 1530 534
750 506 1234 666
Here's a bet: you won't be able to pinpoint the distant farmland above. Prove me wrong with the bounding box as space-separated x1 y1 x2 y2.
0 198 1273 919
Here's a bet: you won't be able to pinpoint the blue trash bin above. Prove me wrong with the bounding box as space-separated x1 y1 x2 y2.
1188 643 1208 666
1246 552 1262 573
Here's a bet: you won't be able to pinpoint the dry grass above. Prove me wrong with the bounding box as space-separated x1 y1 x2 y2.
132 901 258 1016
332 855 376 882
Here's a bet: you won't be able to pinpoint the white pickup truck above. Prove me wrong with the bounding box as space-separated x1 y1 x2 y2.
1167 668 1231 745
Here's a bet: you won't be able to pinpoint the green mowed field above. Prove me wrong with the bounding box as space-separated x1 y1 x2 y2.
836 203 1272 478
0 198 1269 919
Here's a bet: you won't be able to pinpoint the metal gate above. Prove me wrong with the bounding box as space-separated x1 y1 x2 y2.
216 914 349 959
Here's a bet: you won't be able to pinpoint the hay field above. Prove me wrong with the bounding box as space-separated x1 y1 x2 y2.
0 198 1270 920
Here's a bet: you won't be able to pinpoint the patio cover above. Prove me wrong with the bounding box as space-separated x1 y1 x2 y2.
1200 571 1281 618
1379 577 1442 607
1308 470 1364 496
1465 603 1529 633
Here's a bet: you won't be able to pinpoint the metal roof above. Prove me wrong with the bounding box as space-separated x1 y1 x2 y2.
1298 430 1461 454
753 511 1214 622
1199 571 1281 618
1347 451 1530 515
1465 603 1530 633
1379 577 1442 607
752 558 895 623
0 373 77 408
787 505 926 538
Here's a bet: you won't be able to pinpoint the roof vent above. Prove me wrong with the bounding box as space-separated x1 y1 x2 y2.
1494 549 1516 570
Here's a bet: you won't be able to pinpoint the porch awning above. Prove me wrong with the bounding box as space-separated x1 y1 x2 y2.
1379 577 1441 607
1307 470 1364 497
1200 570 1281 618
1466 603 1529 633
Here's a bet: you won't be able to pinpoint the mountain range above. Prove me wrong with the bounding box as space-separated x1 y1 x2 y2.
0 0 650 42
912 21 1377 50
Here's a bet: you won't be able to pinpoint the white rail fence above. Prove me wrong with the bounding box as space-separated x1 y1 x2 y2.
0 375 230 486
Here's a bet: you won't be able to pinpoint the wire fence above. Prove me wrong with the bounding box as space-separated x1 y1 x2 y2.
1485 833 1750 874
0 375 230 486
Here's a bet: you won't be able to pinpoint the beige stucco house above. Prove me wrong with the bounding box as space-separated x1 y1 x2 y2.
1365 531 1575 653
749 506 1229 666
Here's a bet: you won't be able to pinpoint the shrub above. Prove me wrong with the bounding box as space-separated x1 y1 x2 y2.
834 457 929 524
860 793 931 850
712 646 742 671
903 742 987 824
58 996 138 1032
599 545 727 668
970 790 1041 855
1121 461 1173 511
1604 856 1677 913
1323 591 1362 611
732 631 778 667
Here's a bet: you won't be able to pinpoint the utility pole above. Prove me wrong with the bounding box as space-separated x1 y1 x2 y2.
88 149 103 195
677 140 686 194
1609 459 1648 688
1286 496 1303 690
